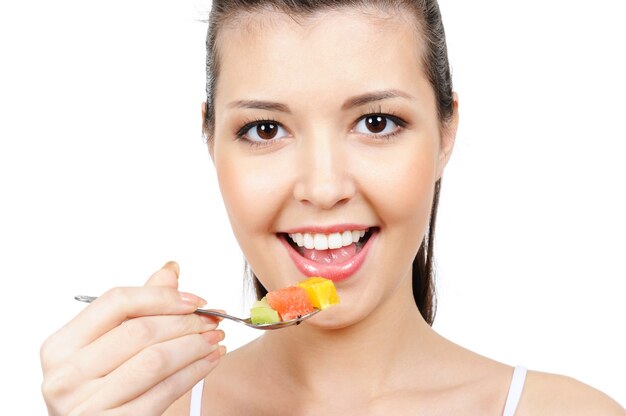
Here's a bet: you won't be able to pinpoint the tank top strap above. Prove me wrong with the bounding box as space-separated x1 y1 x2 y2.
502 366 527 416
189 378 205 416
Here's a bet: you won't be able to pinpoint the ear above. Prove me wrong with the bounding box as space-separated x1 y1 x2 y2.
436 92 459 180
202 101 215 163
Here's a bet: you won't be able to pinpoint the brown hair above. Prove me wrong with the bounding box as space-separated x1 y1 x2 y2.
203 0 453 325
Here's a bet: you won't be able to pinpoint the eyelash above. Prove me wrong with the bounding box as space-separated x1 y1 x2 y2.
234 109 408 147
355 106 407 141
235 117 282 148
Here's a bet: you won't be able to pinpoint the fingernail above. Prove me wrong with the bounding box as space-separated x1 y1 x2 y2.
198 314 220 326
179 292 207 307
162 261 180 278
197 310 225 323
207 348 221 362
202 330 225 344
209 310 226 322
219 345 227 356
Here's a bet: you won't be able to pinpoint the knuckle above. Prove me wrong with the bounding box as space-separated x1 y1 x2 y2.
121 317 156 343
41 362 80 404
39 335 56 371
104 286 130 306
153 287 172 306
182 315 206 334
41 377 60 401
141 346 170 374
152 374 178 401
41 372 65 399
155 286 179 308
40 330 69 372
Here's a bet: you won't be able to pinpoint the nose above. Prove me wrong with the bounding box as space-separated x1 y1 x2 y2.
292 133 356 210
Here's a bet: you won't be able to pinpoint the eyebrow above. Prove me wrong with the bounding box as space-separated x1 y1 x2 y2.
227 100 291 113
226 89 413 113
341 89 413 110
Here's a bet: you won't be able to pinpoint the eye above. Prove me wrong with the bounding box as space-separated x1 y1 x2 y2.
239 121 289 142
353 114 402 136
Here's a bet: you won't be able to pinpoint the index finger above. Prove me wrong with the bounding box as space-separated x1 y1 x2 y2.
42 286 207 371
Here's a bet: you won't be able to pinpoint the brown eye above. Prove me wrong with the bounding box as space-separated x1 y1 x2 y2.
256 123 278 140
354 114 402 136
365 116 387 133
240 121 288 143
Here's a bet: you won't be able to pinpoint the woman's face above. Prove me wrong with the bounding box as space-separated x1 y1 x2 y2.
210 7 456 328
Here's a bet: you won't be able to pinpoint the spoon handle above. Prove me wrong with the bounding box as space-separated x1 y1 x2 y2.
194 308 249 324
74 295 247 324
74 295 97 303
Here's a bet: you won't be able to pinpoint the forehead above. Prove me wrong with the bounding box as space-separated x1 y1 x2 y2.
214 7 427 107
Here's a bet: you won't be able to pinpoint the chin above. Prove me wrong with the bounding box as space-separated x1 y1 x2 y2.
299 302 368 331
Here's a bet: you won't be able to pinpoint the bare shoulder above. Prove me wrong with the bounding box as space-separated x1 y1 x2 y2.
517 370 625 416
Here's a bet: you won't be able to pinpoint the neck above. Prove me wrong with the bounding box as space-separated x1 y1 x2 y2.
257 277 440 399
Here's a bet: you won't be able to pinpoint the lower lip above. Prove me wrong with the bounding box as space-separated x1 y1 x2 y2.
279 231 377 282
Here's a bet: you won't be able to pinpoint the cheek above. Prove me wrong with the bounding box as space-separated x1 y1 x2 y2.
214 146 297 289
215 149 288 237
359 140 438 231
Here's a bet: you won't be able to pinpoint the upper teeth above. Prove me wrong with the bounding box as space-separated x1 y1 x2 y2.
288 230 367 250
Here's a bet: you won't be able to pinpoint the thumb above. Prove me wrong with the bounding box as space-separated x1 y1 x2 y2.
144 261 180 289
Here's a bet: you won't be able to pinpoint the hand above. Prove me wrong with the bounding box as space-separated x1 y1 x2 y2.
40 262 225 415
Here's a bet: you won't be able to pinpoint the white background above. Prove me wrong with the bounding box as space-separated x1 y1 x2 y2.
0 0 624 413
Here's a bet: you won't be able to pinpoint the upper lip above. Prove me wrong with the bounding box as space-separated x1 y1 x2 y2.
280 224 372 234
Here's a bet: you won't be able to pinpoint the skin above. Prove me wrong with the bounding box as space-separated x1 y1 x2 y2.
40 5 625 416
173 7 622 416
211 8 449 331
40 262 227 415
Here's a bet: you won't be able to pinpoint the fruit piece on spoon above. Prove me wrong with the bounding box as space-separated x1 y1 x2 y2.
298 277 340 310
250 297 281 325
251 276 340 323
266 286 314 321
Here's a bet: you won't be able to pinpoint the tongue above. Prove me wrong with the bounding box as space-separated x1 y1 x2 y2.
300 243 358 264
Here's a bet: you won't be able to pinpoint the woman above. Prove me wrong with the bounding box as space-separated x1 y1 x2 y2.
40 0 625 415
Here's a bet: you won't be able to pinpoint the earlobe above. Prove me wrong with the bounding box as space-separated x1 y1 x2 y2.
436 92 459 180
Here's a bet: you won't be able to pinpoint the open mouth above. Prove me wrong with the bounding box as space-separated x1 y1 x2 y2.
279 227 377 264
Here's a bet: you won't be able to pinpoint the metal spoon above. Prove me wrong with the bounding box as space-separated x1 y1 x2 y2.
74 295 321 330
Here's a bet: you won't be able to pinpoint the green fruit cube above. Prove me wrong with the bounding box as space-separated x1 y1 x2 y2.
250 297 281 324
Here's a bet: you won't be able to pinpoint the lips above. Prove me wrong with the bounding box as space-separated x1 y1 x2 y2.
278 227 377 282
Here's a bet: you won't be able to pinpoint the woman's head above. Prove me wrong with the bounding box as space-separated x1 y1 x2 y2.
204 0 454 135
203 0 456 327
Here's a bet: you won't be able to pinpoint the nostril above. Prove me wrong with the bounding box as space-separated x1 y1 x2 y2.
293 177 356 209
292 144 357 208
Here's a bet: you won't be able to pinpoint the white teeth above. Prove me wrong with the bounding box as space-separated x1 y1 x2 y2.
341 230 352 246
313 234 328 250
288 228 370 251
328 232 342 249
303 233 315 249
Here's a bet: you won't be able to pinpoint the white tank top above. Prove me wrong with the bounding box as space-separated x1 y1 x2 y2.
189 365 527 416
